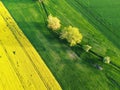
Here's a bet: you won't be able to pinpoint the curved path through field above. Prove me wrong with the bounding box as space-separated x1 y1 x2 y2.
0 2 61 90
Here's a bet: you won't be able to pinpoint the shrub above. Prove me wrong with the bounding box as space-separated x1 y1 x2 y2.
60 26 83 46
47 14 61 31
82 45 92 52
103 56 110 64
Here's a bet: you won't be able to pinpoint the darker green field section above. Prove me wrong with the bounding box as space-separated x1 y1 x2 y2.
66 0 120 49
2 0 120 90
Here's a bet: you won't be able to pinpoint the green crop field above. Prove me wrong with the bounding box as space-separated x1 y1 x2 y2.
2 0 120 90
66 0 120 49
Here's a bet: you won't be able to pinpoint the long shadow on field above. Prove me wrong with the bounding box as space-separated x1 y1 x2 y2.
22 22 101 64
28 22 103 65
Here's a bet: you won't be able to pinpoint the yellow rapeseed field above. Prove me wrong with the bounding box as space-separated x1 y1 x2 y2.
0 1 61 90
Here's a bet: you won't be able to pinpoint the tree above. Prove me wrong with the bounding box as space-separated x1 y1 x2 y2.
47 14 61 31
103 56 110 64
60 26 83 46
82 45 92 52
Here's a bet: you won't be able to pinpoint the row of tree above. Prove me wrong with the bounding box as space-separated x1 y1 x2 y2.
47 14 110 64
47 14 83 46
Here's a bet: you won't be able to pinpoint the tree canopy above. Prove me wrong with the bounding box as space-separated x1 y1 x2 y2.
47 14 61 31
60 26 83 46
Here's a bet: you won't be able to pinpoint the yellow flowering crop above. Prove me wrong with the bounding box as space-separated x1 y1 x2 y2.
0 2 61 90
